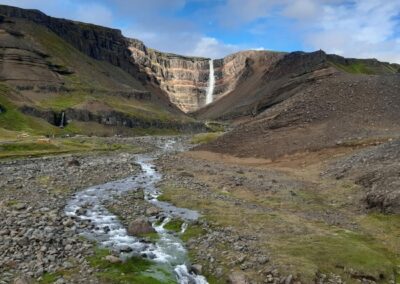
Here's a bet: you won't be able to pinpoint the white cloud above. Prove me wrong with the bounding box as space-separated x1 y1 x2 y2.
300 0 400 63
192 37 240 58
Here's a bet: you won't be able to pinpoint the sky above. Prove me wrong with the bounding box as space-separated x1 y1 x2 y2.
1 0 400 63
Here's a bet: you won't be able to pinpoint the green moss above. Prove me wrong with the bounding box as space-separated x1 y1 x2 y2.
38 272 61 284
88 248 176 284
157 194 172 202
191 132 223 144
138 231 160 242
164 219 184 232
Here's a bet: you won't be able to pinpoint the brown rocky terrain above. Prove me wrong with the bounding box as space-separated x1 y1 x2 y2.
197 51 400 159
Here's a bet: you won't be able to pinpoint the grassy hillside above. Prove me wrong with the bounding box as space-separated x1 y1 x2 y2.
0 15 199 138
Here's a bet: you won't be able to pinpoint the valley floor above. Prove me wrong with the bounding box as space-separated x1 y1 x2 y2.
0 135 399 284
157 143 400 284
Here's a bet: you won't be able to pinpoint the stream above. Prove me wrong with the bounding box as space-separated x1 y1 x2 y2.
64 139 208 284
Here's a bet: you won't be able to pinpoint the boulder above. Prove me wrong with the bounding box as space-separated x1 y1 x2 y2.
228 272 249 284
190 264 203 274
105 255 121 264
145 206 161 216
127 217 155 236
13 277 31 284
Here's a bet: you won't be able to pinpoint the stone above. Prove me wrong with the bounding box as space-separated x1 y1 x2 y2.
13 203 27 211
285 275 293 284
105 255 121 264
67 159 80 167
228 271 249 284
145 206 160 216
191 264 203 274
257 256 270 264
13 277 31 284
127 217 156 236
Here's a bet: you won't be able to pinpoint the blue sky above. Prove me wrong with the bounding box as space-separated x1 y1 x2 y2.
1 0 400 62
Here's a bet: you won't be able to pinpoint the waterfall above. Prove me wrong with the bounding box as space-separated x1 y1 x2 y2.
206 59 215 105
59 111 65 128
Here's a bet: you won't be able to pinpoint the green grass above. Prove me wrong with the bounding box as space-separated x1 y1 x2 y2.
157 194 173 202
88 248 176 284
191 132 223 144
38 92 88 111
0 85 59 135
275 229 400 283
332 61 375 74
38 272 63 284
181 224 206 242
164 219 184 232
138 231 160 242
0 138 141 159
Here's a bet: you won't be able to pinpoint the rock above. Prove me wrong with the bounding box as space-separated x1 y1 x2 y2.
13 277 31 284
105 255 121 264
67 159 80 167
191 264 203 274
284 275 293 284
180 171 194 178
145 206 160 216
257 256 270 264
13 203 27 211
228 271 249 284
127 217 155 236
54 278 66 284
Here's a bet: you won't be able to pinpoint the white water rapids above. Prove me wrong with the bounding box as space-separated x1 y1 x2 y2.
206 59 215 105
64 140 207 284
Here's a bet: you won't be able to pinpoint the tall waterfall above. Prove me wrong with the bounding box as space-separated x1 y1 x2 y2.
206 59 215 105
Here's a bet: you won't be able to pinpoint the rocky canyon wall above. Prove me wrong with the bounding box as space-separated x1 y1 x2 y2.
129 40 280 112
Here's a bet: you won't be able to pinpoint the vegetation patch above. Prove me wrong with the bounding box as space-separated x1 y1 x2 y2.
38 272 62 284
0 137 141 159
0 85 59 136
191 132 223 144
275 229 400 283
88 247 176 284
164 219 184 232
181 224 206 242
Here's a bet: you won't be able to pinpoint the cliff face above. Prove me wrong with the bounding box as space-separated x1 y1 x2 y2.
0 5 145 82
129 40 282 112
129 39 209 112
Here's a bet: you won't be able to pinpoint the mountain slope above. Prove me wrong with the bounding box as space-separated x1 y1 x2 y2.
0 5 204 136
197 51 400 158
194 50 399 121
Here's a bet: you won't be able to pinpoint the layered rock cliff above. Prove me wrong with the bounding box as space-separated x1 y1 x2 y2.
129 39 283 112
129 39 209 112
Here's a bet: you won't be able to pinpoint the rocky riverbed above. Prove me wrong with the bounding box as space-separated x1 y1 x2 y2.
0 136 164 283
